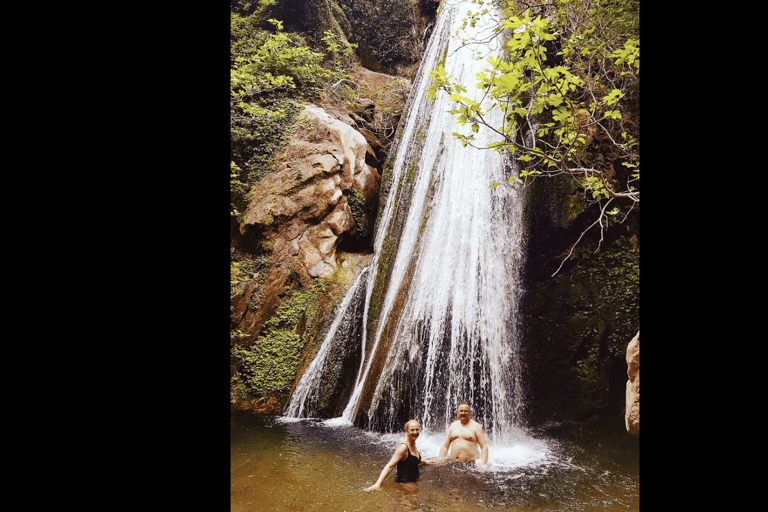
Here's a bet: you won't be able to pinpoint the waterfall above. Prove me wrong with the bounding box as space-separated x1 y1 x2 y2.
285 0 526 445
284 266 370 419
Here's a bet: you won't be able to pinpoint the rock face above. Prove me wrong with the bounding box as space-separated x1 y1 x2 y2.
336 0 438 77
231 64 411 413
242 104 380 281
625 331 639 437
232 102 383 359
518 172 639 425
266 0 438 78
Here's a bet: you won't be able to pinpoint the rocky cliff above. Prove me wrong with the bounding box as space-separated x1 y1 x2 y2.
230 65 411 412
266 0 439 79
518 149 640 429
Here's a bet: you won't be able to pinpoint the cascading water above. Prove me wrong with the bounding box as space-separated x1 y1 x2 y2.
286 0 530 448
285 266 370 419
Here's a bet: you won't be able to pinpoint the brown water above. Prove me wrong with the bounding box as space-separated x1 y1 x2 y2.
231 411 639 511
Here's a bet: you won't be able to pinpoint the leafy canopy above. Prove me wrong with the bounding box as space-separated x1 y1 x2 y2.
428 0 639 270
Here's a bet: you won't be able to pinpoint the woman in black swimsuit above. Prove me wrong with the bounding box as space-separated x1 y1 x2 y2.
364 419 437 491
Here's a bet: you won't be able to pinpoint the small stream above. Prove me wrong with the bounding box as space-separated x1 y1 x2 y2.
231 411 639 511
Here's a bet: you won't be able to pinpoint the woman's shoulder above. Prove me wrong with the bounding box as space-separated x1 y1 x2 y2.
394 442 412 456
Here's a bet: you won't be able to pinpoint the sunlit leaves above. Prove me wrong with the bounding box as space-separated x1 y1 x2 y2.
552 107 572 124
428 64 450 101
612 38 640 73
582 176 610 199
428 0 638 206
602 89 624 106
494 72 520 95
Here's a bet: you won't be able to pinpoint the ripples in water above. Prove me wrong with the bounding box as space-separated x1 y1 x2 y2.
231 412 638 511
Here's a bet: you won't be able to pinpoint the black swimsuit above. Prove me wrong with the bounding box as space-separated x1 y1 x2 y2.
395 444 421 483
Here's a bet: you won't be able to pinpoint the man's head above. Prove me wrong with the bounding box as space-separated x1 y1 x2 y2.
457 403 471 424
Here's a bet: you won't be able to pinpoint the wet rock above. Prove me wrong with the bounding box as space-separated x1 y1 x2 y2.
625 331 639 437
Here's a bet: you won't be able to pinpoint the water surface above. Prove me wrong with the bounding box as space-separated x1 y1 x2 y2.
231 411 639 511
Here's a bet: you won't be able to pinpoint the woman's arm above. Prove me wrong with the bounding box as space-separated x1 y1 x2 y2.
364 444 407 491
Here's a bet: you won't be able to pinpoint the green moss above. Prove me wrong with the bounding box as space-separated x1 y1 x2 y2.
232 329 304 396
239 255 272 277
406 155 418 184
266 280 324 330
230 259 365 406
522 234 639 422
348 188 373 240
232 280 325 399
235 255 272 312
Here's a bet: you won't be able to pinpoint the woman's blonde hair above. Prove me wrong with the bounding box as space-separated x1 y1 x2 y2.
404 419 421 431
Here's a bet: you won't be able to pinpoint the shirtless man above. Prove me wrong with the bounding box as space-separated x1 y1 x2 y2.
437 402 488 466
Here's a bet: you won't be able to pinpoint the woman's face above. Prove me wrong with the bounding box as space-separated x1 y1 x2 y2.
405 422 420 440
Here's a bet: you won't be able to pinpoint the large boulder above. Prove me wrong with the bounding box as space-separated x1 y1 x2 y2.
242 104 379 280
625 331 639 437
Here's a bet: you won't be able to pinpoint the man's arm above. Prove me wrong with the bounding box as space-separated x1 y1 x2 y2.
476 424 488 465
437 427 453 459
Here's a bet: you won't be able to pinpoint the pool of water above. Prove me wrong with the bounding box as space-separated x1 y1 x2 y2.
231 411 639 511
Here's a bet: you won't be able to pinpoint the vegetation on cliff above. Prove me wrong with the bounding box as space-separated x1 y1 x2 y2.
230 0 359 408
230 0 357 219
231 254 362 407
521 232 639 422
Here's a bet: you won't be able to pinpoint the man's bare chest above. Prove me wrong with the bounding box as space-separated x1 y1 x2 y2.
449 424 477 442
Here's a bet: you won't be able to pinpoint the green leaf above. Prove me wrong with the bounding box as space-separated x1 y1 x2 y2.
552 107 571 123
548 93 564 106
494 72 520 94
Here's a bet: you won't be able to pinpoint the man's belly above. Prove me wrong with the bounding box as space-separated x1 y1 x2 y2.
449 439 478 462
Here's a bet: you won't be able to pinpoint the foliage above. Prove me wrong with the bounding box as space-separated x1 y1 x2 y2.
231 280 325 399
427 0 639 271
230 0 357 217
